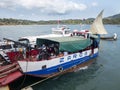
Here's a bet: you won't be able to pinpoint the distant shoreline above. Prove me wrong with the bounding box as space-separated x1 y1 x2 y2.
0 24 120 26
0 18 120 25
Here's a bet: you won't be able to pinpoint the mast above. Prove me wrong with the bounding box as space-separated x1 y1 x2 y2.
57 19 60 29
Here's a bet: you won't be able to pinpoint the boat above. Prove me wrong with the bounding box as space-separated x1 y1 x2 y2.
0 10 104 89
0 39 28 87
18 25 72 48
17 35 100 78
0 34 100 89
89 10 118 41
100 33 117 40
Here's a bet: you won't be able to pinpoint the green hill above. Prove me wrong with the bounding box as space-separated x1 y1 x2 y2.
107 13 120 19
0 13 120 25
103 13 120 24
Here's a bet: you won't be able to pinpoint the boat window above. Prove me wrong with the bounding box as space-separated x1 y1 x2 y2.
19 39 29 44
65 31 70 34
42 65 47 69
13 44 18 48
52 31 63 35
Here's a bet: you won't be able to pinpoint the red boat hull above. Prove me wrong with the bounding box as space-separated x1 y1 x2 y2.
0 70 23 86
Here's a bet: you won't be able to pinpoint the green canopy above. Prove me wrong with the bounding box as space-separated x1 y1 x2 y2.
36 36 92 52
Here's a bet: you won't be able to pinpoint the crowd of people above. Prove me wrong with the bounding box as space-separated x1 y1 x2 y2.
38 43 59 60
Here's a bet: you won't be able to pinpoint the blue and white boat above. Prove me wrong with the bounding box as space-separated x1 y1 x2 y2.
18 35 100 77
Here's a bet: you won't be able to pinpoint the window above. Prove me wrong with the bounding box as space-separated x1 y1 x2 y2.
42 65 47 69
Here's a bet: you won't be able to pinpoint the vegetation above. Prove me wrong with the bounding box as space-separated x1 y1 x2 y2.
0 14 120 25
103 18 120 24
0 18 38 25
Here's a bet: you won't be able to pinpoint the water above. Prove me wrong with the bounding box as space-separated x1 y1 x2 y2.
0 25 120 90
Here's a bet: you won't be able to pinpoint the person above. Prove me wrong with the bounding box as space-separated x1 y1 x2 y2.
58 52 63 57
0 54 3 61
54 44 59 56
42 44 46 50
113 33 117 40
64 51 68 56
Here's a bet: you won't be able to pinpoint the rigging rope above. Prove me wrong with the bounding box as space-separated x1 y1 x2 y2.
21 67 67 90
16 47 30 89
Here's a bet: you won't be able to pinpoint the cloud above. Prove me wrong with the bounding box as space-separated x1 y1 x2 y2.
0 2 5 8
91 2 98 7
0 1 13 8
0 0 87 15
0 0 16 10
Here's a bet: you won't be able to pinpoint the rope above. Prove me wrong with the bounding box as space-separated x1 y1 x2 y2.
21 68 67 90
17 67 28 89
16 48 30 89
22 76 53 90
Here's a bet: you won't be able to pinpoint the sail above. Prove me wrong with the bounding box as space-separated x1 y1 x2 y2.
90 10 107 34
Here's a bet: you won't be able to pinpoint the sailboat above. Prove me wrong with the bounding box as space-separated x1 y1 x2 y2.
90 10 117 40
100 33 117 40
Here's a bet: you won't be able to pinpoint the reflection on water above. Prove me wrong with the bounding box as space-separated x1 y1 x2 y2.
33 60 101 90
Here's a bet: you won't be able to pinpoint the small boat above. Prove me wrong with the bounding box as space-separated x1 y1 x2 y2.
100 33 117 40
89 10 118 41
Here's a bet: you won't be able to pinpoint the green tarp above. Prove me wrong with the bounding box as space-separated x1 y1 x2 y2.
36 36 92 52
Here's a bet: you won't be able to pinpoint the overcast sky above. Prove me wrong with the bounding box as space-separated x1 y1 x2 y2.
0 0 119 21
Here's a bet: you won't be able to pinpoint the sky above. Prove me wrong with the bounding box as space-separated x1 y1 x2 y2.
0 0 120 21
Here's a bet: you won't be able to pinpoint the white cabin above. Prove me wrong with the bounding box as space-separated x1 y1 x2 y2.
18 25 72 47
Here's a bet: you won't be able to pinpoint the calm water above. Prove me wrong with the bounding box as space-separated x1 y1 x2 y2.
0 25 120 90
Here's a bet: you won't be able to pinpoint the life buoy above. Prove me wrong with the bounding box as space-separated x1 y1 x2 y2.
58 66 63 72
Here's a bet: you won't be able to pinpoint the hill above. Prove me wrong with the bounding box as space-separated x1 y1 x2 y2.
0 13 120 25
107 13 120 19
0 18 38 25
103 13 120 24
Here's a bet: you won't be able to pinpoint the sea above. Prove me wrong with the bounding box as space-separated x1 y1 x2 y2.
0 25 120 90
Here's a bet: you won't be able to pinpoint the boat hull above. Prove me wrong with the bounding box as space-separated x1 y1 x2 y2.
30 54 97 78
18 48 98 78
100 37 117 40
0 70 23 86
100 34 117 41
